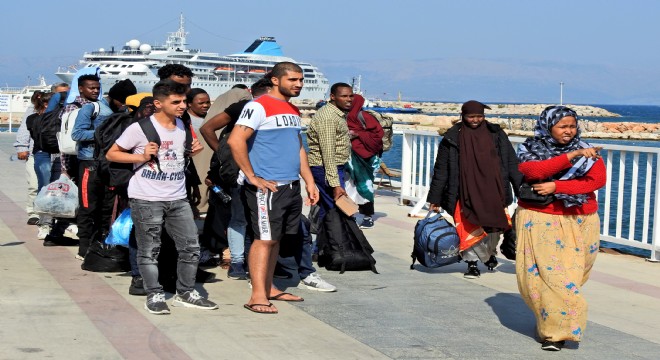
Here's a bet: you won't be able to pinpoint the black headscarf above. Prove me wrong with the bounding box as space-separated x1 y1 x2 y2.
457 101 509 230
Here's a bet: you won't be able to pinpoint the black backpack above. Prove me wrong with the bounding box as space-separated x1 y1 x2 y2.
317 208 378 274
95 116 193 188
210 124 240 190
32 92 67 153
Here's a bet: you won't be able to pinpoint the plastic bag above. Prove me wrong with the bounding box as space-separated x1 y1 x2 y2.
105 208 133 247
34 174 78 218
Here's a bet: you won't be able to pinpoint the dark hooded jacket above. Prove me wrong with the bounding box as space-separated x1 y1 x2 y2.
426 121 523 216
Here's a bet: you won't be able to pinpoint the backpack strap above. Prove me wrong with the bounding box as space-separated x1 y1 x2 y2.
356 111 367 129
137 118 162 173
90 102 100 120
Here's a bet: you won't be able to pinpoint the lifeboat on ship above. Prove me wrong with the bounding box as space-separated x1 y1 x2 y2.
213 66 234 74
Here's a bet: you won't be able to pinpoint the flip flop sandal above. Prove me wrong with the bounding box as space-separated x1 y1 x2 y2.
244 303 278 314
268 292 304 302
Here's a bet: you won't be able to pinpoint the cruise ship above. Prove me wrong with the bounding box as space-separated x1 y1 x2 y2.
55 15 329 100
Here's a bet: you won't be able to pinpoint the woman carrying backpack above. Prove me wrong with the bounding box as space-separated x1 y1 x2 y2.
427 100 522 279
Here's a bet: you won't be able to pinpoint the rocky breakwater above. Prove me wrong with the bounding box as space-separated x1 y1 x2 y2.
292 100 659 141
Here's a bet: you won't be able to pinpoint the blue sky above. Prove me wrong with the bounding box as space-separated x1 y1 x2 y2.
2 0 659 105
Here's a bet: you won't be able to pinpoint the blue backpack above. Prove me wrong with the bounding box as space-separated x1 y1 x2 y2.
411 211 460 269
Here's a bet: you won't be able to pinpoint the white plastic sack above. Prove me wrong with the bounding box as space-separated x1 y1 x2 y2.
345 177 369 205
34 174 78 218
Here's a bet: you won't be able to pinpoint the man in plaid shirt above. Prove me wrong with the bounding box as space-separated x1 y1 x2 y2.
306 82 353 220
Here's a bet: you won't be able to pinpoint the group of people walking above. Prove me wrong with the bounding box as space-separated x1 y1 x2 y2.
14 60 605 351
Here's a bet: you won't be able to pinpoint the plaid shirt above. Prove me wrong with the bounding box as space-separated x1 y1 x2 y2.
307 102 351 187
59 96 94 174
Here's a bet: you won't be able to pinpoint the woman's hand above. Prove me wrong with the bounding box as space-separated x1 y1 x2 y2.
569 146 602 161
532 182 556 196
429 203 441 212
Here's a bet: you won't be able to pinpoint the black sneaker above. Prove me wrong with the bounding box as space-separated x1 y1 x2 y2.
129 276 147 296
360 217 374 229
227 262 248 280
484 255 498 271
27 217 40 225
464 261 481 279
145 292 170 315
541 340 565 351
172 290 219 310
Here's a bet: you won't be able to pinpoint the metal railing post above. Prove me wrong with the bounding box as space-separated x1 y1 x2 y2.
649 154 660 262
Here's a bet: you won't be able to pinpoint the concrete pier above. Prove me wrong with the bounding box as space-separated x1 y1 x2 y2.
0 133 658 359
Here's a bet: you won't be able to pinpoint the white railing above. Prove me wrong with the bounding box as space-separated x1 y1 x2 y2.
400 130 660 262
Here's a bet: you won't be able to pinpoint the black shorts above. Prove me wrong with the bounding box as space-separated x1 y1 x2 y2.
242 181 302 241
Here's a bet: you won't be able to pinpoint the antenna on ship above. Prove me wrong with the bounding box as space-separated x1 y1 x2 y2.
559 81 564 105
166 13 188 51
351 75 362 95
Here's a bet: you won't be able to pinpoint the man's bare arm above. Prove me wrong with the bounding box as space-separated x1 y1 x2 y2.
200 112 233 152
106 142 157 164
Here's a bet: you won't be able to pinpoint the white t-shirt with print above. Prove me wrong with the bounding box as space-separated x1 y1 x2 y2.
115 115 187 201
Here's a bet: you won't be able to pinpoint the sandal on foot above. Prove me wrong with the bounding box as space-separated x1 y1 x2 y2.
243 303 278 314
268 292 304 302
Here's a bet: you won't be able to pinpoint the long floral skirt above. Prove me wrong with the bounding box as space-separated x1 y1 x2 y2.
515 207 600 342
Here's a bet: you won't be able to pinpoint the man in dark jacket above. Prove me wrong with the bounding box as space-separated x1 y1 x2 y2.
427 100 522 279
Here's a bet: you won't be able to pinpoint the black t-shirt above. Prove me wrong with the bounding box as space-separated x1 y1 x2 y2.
223 99 250 132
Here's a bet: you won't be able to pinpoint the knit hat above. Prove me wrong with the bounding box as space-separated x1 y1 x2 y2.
461 100 491 115
108 79 137 104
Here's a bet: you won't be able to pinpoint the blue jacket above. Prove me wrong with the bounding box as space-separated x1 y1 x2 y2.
71 98 114 160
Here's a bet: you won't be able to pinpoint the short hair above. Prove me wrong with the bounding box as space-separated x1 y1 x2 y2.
251 78 272 97
267 62 303 80
232 84 248 90
330 82 352 95
157 64 194 80
50 82 70 92
152 79 188 100
186 88 208 103
78 75 100 86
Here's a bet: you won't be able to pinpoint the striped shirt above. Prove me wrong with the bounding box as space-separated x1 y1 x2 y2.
307 102 350 187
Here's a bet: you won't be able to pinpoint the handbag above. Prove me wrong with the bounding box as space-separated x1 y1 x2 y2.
518 183 554 205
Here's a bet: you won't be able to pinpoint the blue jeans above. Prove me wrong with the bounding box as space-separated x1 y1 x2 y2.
295 219 315 279
34 151 60 191
227 185 247 264
130 198 200 294
310 165 345 221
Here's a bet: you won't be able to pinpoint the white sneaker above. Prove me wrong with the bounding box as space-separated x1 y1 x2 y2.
64 224 78 239
298 273 337 292
37 225 51 240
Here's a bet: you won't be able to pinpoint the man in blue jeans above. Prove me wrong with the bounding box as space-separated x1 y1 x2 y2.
107 80 218 315
34 83 70 241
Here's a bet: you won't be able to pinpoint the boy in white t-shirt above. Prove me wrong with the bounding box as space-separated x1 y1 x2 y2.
106 80 218 315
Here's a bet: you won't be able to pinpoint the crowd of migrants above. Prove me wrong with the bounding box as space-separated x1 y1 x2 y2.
14 62 604 352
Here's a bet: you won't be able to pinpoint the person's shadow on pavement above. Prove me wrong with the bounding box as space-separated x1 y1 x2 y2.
485 293 537 341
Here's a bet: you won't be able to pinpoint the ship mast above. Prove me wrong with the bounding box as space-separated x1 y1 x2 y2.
166 13 188 51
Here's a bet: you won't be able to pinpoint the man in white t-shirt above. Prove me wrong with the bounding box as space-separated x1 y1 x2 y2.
106 80 218 315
